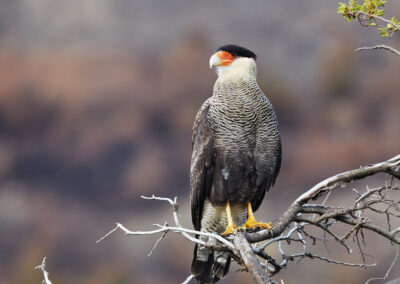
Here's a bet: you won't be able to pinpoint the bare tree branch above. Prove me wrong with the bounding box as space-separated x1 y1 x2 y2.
35 257 53 284
97 195 234 252
232 232 273 284
98 154 400 282
147 221 168 256
356 45 400 57
245 154 400 243
97 222 233 250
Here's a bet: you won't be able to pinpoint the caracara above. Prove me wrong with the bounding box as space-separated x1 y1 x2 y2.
190 44 281 283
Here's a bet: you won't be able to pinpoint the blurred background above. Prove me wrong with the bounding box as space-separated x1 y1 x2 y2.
0 0 399 283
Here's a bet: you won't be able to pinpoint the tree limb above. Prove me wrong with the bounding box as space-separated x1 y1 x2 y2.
356 45 400 57
246 154 400 243
232 232 273 284
98 154 400 283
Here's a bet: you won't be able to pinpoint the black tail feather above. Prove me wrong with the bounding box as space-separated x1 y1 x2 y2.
191 244 231 284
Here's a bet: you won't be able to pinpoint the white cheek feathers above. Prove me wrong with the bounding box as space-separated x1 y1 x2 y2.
215 57 257 82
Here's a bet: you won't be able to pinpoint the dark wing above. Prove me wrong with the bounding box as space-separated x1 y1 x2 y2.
252 136 282 212
190 101 232 283
271 138 282 186
190 99 214 231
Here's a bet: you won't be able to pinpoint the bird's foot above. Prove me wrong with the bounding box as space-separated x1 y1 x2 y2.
221 224 239 236
242 219 273 232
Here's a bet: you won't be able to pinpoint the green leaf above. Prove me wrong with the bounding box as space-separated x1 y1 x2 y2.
376 9 385 16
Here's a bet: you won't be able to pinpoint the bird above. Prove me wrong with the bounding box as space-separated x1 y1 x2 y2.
190 44 282 283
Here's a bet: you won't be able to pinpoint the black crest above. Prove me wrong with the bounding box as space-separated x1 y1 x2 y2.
217 44 257 60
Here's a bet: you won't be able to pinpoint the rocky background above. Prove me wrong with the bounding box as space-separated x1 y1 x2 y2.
0 0 400 283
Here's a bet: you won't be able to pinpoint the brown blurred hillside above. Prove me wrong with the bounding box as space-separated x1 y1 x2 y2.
0 1 400 283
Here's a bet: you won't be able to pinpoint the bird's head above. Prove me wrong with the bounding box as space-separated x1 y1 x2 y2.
209 45 257 80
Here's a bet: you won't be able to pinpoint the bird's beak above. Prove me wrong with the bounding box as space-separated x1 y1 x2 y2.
209 53 221 69
209 51 235 69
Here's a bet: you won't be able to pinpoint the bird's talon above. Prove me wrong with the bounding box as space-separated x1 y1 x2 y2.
221 224 238 236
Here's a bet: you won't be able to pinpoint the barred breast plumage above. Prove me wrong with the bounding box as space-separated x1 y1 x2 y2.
206 78 280 208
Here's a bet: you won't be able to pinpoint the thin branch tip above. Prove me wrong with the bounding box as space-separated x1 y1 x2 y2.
35 257 52 284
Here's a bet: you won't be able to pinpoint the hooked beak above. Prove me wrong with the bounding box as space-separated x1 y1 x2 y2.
209 51 235 69
209 53 221 69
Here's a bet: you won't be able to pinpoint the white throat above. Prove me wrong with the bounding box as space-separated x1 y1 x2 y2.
215 57 257 82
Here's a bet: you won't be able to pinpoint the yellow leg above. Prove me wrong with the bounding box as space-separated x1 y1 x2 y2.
221 201 239 236
242 202 273 231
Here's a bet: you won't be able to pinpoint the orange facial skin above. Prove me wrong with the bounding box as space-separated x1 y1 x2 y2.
216 51 236 66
